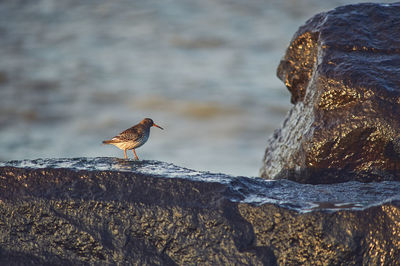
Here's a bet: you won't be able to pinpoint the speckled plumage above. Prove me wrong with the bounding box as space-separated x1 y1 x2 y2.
103 118 163 159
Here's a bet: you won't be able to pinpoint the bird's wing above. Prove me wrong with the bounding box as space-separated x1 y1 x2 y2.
112 126 142 142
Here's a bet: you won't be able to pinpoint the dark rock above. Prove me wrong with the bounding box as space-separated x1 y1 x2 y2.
261 2 400 184
1 157 400 265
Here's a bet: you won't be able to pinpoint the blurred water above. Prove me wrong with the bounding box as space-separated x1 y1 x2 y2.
0 0 396 176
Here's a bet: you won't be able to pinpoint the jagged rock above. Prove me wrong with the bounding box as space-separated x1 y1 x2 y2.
1 158 400 265
261 2 400 184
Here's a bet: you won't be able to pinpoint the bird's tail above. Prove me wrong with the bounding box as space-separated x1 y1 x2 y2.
102 140 114 144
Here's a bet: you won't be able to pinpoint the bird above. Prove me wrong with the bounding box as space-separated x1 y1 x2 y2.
102 118 163 160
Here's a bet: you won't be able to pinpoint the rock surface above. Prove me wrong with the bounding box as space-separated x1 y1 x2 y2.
1 157 400 265
261 2 400 184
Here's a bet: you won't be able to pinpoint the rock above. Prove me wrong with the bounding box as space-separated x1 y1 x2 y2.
261 2 400 184
1 157 400 265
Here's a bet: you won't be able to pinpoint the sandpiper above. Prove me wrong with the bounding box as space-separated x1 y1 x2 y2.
102 118 163 160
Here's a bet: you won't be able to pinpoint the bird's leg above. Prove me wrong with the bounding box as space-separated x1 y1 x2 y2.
133 149 139 160
124 149 127 159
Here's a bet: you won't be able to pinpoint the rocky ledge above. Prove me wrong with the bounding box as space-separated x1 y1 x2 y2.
261 2 400 183
1 157 400 265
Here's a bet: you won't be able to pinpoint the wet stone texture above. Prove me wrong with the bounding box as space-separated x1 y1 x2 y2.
1 158 400 265
261 2 400 184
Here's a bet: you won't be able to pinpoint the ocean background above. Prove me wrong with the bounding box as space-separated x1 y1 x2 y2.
0 0 395 177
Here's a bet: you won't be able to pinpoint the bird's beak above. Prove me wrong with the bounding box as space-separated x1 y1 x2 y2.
153 123 164 130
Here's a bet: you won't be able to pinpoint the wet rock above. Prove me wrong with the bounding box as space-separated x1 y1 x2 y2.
1 157 400 265
261 2 400 184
